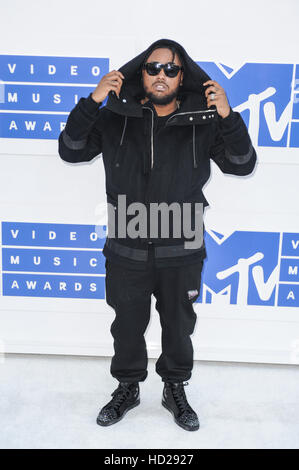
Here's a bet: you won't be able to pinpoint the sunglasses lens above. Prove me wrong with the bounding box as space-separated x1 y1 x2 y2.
146 63 160 75
165 65 180 77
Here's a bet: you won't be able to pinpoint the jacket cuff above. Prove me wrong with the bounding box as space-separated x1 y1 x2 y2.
219 106 234 120
218 106 239 130
84 92 102 113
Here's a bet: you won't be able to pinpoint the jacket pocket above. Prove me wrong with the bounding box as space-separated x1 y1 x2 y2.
111 144 129 193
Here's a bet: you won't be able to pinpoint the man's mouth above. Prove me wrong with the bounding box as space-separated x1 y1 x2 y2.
153 83 167 92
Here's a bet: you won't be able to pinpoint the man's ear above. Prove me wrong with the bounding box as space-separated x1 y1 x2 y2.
180 71 184 86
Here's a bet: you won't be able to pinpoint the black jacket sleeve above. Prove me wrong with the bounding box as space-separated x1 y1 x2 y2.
209 106 257 176
58 92 103 163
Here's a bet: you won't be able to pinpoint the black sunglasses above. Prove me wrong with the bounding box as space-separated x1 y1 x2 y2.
143 61 183 78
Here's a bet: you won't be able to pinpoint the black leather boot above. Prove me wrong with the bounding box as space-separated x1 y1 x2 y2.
162 381 200 431
96 382 140 426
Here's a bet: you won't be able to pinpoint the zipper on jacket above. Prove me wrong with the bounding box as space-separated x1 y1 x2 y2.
193 124 197 168
142 106 154 169
141 106 155 244
141 106 214 171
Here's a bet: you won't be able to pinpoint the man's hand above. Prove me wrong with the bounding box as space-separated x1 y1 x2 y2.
203 80 230 119
91 70 125 103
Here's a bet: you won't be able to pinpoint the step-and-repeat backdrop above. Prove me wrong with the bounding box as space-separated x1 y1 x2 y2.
0 0 298 364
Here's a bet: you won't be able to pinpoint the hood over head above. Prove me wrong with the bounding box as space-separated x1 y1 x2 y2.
105 38 213 117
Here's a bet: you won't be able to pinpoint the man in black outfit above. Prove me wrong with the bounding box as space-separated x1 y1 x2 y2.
58 38 257 431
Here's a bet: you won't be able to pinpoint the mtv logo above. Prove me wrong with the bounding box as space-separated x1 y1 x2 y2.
197 61 299 148
198 230 280 306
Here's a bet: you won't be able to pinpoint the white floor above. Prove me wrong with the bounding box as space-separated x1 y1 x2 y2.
0 353 298 449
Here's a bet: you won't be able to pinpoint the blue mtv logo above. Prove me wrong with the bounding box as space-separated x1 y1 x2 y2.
197 62 299 148
199 230 281 306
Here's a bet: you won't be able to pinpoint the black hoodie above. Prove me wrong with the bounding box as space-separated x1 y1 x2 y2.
58 38 257 270
105 38 212 117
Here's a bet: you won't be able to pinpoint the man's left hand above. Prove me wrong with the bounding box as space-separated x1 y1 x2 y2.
203 80 231 119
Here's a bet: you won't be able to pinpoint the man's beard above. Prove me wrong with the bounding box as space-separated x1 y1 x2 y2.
143 83 180 105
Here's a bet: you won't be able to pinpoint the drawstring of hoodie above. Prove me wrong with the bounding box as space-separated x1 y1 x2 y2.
117 111 151 175
114 115 128 168
119 116 127 146
114 116 127 167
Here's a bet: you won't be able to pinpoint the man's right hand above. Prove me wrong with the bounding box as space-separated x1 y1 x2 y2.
91 70 125 103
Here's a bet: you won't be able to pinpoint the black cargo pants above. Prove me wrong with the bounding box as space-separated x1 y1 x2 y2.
104 243 204 383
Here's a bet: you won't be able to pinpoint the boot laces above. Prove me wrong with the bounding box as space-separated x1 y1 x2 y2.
109 383 133 410
171 381 190 413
